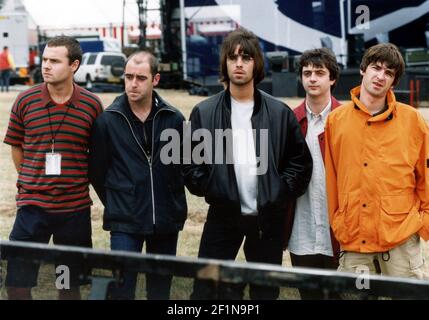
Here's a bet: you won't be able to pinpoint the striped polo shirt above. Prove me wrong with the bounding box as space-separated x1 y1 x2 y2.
3 83 103 212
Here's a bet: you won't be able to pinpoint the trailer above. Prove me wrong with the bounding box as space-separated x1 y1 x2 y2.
0 10 30 84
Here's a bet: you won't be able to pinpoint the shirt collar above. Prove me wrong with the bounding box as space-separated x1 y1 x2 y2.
305 99 332 122
40 82 81 107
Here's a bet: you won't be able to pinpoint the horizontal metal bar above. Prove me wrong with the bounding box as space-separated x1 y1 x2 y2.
1 240 429 299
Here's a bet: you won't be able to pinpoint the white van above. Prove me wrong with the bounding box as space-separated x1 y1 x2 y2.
74 52 126 88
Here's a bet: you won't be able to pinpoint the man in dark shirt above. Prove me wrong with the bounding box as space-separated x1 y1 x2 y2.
89 50 187 300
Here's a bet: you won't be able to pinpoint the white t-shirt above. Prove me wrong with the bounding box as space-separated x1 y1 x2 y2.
230 96 258 215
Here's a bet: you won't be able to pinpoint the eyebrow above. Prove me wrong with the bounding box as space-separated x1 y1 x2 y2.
124 73 147 77
303 68 327 72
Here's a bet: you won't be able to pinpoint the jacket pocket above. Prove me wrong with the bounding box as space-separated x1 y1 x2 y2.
331 193 350 244
379 193 415 246
104 181 136 216
380 194 413 214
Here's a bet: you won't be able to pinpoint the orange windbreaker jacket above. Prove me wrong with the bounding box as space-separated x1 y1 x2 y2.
325 86 429 253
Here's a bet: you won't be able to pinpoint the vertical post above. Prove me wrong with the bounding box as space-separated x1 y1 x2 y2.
339 0 347 68
121 0 125 49
180 0 187 80
416 79 420 108
137 0 147 49
409 79 415 107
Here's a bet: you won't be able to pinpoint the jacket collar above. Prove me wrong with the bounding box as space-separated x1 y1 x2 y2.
350 85 396 122
294 96 341 123
106 90 175 115
224 87 262 116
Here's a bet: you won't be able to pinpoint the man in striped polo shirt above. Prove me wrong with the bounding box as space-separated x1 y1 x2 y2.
3 36 103 300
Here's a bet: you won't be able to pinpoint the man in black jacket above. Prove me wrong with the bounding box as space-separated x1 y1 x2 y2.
89 51 187 300
185 29 313 300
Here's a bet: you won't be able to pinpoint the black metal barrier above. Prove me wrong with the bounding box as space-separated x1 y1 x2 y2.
1 240 429 300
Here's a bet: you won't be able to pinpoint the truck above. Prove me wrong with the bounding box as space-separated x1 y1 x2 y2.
0 9 30 84
78 38 122 54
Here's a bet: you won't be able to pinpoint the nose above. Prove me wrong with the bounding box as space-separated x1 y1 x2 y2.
42 60 50 70
235 56 244 67
376 70 387 81
130 77 138 87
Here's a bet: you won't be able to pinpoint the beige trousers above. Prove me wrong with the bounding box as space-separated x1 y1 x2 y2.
338 234 427 279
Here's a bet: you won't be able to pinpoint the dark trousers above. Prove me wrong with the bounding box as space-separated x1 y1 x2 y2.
5 205 92 288
0 69 11 92
191 214 284 300
290 253 339 299
109 231 178 300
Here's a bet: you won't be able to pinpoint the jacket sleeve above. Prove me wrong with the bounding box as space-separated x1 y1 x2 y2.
324 115 339 227
182 106 211 197
280 110 313 198
88 114 111 206
416 117 429 240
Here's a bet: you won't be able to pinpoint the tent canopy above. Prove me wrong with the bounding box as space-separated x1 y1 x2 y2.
23 0 159 29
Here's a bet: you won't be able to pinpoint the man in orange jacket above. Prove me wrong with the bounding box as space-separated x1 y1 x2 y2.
325 43 429 279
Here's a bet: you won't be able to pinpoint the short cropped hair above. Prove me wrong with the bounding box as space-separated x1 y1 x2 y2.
46 36 82 66
360 43 405 86
298 48 340 91
125 50 158 77
219 28 264 85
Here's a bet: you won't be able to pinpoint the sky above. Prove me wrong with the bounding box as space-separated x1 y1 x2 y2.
22 0 160 29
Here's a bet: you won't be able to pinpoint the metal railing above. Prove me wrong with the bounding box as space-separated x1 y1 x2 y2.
1 240 429 300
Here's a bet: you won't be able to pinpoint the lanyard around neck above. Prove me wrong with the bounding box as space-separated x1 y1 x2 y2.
47 103 71 153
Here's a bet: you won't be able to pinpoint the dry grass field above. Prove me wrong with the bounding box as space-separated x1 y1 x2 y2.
1 87 428 299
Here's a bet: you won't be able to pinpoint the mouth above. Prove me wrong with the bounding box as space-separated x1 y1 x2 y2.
373 82 383 89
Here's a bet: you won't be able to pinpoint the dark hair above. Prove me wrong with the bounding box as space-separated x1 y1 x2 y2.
360 43 405 86
125 50 158 77
219 28 264 85
46 36 82 66
298 48 340 91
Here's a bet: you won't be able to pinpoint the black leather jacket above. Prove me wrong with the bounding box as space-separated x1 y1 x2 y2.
183 89 312 237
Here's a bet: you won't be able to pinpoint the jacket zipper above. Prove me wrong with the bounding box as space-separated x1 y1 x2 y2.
149 106 174 227
250 115 263 240
107 105 175 230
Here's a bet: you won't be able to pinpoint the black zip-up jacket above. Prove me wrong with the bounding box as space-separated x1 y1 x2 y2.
89 91 187 234
183 89 312 238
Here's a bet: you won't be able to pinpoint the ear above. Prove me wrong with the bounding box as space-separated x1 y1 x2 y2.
152 73 160 87
360 68 365 76
71 59 80 73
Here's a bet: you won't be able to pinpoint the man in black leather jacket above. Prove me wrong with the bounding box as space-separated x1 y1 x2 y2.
185 29 313 300
89 51 187 300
